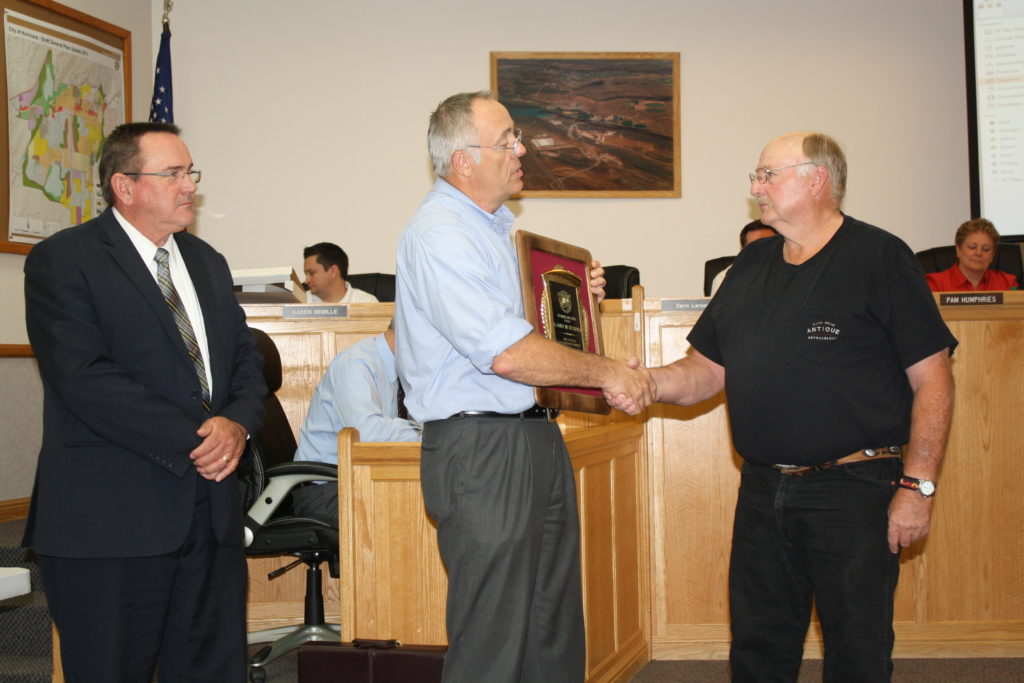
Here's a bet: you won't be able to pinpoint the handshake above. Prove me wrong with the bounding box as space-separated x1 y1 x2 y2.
601 357 657 415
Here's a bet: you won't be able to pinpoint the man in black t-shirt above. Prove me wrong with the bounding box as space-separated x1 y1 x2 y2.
628 132 956 682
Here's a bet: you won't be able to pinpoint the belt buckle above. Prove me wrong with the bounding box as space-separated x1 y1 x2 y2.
772 464 809 475
863 446 901 458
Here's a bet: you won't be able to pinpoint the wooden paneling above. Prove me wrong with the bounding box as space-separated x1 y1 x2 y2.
52 289 1024 681
921 317 1024 624
642 293 1024 659
337 423 648 683
0 344 33 358
243 303 393 445
243 301 651 682
240 304 392 634
242 301 647 679
0 496 30 523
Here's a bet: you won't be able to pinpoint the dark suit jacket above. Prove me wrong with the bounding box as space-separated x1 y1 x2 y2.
23 208 267 558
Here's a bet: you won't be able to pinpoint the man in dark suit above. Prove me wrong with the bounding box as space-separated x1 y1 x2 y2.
23 122 266 681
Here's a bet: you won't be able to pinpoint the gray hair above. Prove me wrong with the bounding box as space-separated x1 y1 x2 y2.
797 133 847 204
427 90 493 177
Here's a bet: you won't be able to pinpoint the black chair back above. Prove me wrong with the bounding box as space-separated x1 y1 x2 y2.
237 328 297 511
603 265 641 299
703 256 735 296
347 273 396 302
250 328 297 468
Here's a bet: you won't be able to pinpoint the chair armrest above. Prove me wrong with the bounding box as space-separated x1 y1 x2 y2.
265 461 339 479
244 462 339 546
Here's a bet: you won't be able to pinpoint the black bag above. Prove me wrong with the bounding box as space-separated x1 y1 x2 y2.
298 638 446 683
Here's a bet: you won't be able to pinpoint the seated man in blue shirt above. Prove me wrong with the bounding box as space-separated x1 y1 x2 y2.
291 320 419 524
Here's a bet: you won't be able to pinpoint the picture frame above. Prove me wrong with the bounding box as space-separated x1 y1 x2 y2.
1 0 131 255
515 229 609 415
492 51 679 198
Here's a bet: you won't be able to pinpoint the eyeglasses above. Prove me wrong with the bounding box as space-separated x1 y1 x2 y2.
121 169 202 184
749 162 815 184
466 129 522 155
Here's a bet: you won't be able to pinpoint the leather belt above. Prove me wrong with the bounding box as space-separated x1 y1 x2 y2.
772 446 903 477
454 405 559 421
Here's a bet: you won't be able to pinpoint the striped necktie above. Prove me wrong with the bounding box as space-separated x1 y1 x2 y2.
154 247 210 414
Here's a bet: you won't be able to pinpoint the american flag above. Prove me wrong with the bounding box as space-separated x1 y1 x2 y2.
149 23 173 123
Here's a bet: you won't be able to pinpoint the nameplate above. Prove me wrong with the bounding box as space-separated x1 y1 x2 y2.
282 305 349 319
939 293 1004 306
660 299 710 312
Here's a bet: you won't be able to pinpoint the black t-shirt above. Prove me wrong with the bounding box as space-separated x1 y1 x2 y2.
688 215 957 466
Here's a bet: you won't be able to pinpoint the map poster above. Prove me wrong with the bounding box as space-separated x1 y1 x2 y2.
5 8 126 249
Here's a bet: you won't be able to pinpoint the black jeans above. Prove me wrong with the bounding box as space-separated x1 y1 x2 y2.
729 458 903 683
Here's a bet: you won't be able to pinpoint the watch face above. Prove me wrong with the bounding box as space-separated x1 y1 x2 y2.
919 480 936 496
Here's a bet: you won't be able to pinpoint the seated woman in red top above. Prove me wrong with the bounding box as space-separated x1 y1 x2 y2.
926 218 1019 292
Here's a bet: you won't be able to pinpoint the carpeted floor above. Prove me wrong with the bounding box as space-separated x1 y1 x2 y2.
631 658 1024 682
5 520 1023 682
246 651 1024 683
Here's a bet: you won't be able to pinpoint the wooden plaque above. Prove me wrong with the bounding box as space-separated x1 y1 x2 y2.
515 230 609 415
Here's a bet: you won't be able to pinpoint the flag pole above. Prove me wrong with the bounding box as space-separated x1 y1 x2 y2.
149 0 174 123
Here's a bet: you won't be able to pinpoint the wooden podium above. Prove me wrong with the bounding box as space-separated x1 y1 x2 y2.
634 291 1024 659
242 297 651 683
50 289 1024 680
336 422 648 682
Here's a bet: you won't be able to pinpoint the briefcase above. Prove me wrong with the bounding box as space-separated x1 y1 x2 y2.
298 638 447 683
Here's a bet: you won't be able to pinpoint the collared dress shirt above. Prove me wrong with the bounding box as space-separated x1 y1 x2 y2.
339 286 378 303
308 286 379 304
925 263 1019 292
295 334 419 466
112 207 213 394
395 178 535 423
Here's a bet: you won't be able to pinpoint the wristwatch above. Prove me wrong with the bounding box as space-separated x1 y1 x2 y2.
895 476 936 497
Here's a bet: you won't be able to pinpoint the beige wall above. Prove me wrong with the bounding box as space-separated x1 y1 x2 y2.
0 0 152 500
0 0 969 344
0 0 153 344
0 358 41 500
0 0 970 498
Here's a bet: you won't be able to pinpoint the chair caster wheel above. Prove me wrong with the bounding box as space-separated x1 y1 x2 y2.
249 666 267 683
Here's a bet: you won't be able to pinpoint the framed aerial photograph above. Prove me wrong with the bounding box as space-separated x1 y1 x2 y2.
492 51 679 198
515 229 609 415
1 0 131 255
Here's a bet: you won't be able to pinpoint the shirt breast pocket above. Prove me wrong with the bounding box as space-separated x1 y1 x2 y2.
796 306 851 365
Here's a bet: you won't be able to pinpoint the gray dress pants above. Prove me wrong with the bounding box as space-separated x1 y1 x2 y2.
421 414 585 683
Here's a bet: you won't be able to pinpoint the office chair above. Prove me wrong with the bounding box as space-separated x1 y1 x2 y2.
346 272 396 302
602 265 641 299
241 329 342 681
703 256 735 296
915 243 1023 283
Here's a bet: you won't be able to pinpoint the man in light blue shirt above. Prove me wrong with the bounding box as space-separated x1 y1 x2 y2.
292 322 419 523
395 91 654 683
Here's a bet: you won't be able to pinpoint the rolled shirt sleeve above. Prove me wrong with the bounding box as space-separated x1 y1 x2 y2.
395 180 536 422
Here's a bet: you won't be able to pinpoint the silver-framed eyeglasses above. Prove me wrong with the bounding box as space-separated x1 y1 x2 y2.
121 169 202 184
466 129 522 155
749 162 815 184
